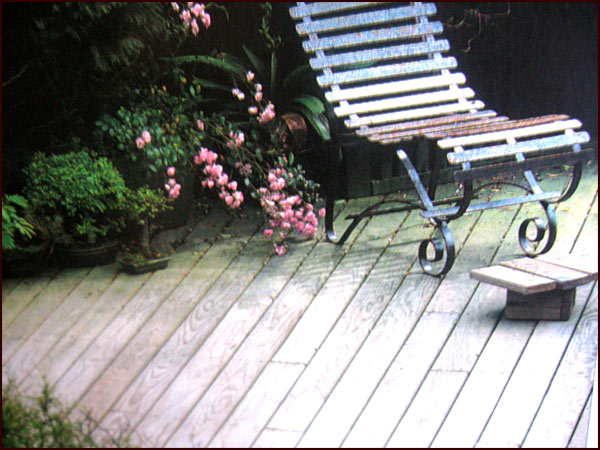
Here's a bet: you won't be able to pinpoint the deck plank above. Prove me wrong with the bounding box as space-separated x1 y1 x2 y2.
246 210 435 446
75 213 263 424
1 164 595 448
209 362 306 448
2 276 52 331
339 187 521 448
431 168 598 448
522 283 597 447
129 233 318 447
476 281 596 447
48 207 233 408
99 232 274 444
387 369 468 447
163 197 376 447
206 201 413 448
19 269 152 398
291 186 489 447
3 265 115 382
1 277 22 298
2 268 91 365
568 392 593 448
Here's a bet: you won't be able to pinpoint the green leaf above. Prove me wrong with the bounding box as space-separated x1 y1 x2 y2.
291 95 325 114
294 105 330 140
168 55 246 79
242 45 266 81
270 52 278 96
192 78 232 92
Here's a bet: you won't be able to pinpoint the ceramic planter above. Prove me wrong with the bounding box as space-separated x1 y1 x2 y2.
56 240 120 268
118 256 170 274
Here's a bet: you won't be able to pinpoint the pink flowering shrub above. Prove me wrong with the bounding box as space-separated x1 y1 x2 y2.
97 3 325 257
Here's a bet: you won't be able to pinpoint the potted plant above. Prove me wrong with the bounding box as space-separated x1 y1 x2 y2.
118 186 174 274
23 151 130 267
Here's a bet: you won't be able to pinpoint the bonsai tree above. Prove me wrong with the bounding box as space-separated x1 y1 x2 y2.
23 151 130 248
119 186 173 269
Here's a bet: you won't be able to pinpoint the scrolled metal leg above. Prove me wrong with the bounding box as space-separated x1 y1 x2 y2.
418 221 456 276
325 195 339 243
518 202 557 255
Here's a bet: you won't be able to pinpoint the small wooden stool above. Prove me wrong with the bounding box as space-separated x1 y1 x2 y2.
471 254 598 321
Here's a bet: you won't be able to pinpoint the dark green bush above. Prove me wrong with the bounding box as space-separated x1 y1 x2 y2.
24 151 130 246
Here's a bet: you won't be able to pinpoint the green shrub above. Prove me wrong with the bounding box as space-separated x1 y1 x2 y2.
2 195 35 252
24 151 130 247
2 381 100 448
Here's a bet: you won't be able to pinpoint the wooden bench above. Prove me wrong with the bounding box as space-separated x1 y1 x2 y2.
289 2 596 276
470 254 598 321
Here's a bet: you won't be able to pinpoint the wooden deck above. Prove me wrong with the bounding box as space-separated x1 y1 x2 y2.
2 163 597 448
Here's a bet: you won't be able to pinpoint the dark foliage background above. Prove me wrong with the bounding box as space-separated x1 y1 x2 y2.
2 2 597 194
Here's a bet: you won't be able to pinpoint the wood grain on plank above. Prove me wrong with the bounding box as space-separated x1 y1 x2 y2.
3 265 115 384
163 197 375 448
522 283 597 447
477 281 595 447
2 268 91 365
100 236 273 445
470 265 556 294
2 276 52 332
501 257 596 288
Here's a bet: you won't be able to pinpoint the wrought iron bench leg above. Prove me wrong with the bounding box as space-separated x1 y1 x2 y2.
397 150 456 276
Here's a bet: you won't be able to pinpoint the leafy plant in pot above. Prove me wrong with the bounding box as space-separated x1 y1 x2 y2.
119 186 174 274
23 151 130 267
2 194 47 277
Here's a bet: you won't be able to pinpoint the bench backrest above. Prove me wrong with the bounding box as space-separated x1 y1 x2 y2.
289 2 502 144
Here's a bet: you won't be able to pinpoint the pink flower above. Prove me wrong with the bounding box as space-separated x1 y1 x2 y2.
259 103 276 123
191 18 200 36
135 137 145 149
235 132 245 146
169 190 180 199
255 83 262 92
318 207 326 218
264 229 273 238
255 91 263 102
217 174 229 187
246 71 255 82
171 2 180 12
232 88 241 98
167 166 176 177
207 179 214 189
197 119 205 131
228 181 238 191
274 244 286 256
225 194 234 206
181 10 192 26
165 184 171 192
168 178 177 187
248 106 258 115
233 191 244 203
201 12 211 28
191 3 204 17
237 92 245 101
